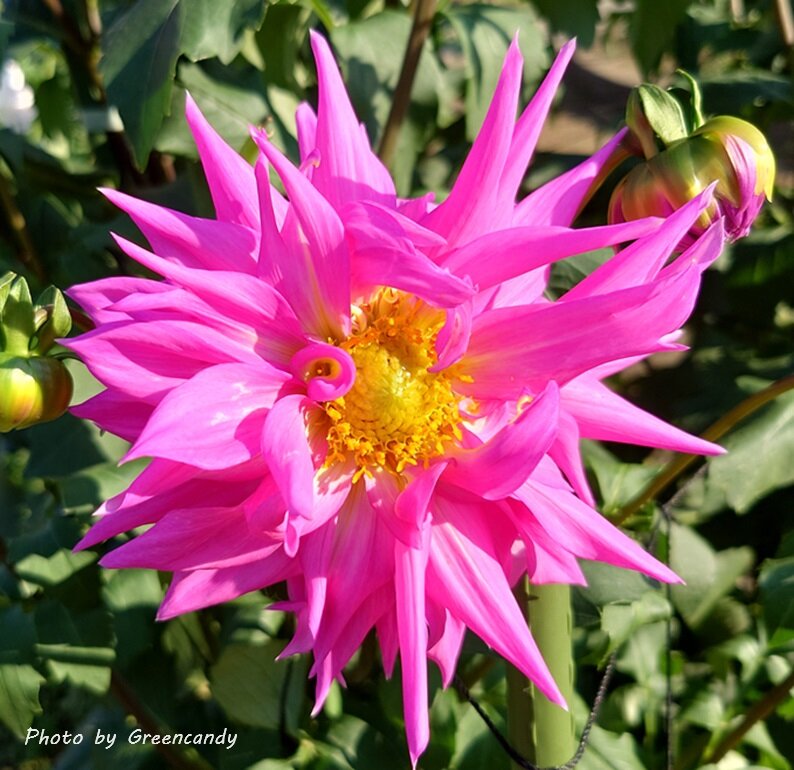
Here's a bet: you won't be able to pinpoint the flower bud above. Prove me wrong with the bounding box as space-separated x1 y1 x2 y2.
0 273 73 432
611 79 775 242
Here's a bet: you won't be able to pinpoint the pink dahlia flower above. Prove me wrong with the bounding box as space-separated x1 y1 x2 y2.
70 33 725 765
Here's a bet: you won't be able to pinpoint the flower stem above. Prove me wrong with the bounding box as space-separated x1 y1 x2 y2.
507 580 575 768
614 374 794 526
378 0 437 167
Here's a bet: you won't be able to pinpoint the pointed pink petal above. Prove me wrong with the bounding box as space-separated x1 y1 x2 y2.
395 534 430 768
377 609 399 679
101 188 257 273
427 495 565 708
309 31 396 210
345 203 474 307
64 319 260 399
515 129 628 227
296 102 318 163
423 41 524 246
67 277 169 324
443 218 660 291
185 92 260 230
548 411 596 506
498 40 576 205
444 382 559 499
565 186 717 301
561 377 724 455
71 390 154 442
261 396 352 544
462 267 705 400
100 506 280 571
252 131 351 339
125 363 292 469
157 554 299 620
517 478 681 583
428 610 465 687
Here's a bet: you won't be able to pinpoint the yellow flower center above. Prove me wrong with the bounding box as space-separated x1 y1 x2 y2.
324 289 464 480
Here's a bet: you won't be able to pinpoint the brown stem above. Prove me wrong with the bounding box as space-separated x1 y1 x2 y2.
704 669 794 765
109 671 213 770
377 0 438 167
0 169 48 284
614 374 794 525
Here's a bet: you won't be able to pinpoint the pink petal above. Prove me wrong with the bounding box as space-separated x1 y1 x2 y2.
125 362 293 469
309 31 396 210
157 553 299 620
498 40 576 205
296 102 318 163
291 342 356 402
427 610 465 687
517 476 681 583
71 390 154 442
444 382 559 499
515 129 628 227
561 376 724 455
252 131 351 339
261 396 352 551
443 218 660 291
101 188 258 273
427 494 565 708
564 186 717 301
395 533 430 769
185 92 260 230
344 203 474 306
422 40 524 247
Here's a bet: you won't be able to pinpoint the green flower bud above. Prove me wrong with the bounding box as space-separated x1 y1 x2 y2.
0 355 73 431
0 273 74 432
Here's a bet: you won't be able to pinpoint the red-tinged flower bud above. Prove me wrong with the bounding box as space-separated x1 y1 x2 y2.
611 113 775 242
0 355 73 432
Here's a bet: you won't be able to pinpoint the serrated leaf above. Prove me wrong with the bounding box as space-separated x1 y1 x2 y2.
0 663 45 738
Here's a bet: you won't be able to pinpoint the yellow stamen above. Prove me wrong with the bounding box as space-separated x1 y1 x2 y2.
323 289 465 477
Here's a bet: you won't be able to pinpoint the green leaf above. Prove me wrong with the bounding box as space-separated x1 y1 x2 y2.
101 0 182 167
707 388 794 514
581 440 659 516
446 4 548 140
759 557 794 648
102 570 162 666
0 664 45 738
0 605 37 665
180 0 266 64
630 0 693 75
669 523 754 629
601 592 672 658
209 641 291 728
34 601 114 695
530 0 600 48
634 84 689 146
175 60 269 153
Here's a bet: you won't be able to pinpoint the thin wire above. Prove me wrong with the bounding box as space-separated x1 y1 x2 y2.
453 654 617 770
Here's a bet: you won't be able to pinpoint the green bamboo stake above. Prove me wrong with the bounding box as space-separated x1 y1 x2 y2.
507 580 576 769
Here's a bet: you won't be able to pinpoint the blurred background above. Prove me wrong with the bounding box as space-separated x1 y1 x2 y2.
1 1 793 768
